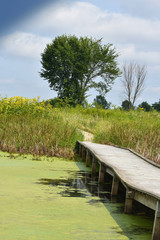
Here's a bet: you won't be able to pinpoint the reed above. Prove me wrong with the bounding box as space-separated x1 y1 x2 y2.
0 96 159 162
0 96 83 158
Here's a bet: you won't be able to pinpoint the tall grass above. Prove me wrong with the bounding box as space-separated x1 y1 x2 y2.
53 106 160 163
0 96 159 163
93 109 160 163
0 96 83 158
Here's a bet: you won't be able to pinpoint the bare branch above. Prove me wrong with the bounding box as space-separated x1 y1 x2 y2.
121 61 147 109
132 64 147 105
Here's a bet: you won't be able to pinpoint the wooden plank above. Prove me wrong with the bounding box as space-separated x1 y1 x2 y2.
78 141 160 238
134 191 157 210
79 141 160 200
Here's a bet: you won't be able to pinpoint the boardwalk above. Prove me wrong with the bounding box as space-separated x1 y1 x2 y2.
77 141 160 240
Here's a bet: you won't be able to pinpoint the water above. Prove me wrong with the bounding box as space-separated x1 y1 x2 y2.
0 152 153 239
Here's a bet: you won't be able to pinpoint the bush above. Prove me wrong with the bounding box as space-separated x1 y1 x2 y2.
152 99 160 112
138 101 152 112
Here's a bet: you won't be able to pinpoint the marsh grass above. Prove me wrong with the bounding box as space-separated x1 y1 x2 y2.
0 97 83 158
54 106 160 163
93 110 160 163
0 96 159 162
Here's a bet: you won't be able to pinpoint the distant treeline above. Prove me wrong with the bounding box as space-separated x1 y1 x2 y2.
45 96 160 112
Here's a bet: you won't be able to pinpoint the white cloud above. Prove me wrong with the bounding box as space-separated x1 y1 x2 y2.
0 1 160 105
0 31 51 59
2 2 160 63
118 44 160 65
22 0 160 68
24 1 160 52
25 2 105 35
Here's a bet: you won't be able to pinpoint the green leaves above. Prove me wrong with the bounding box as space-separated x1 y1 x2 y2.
40 35 121 105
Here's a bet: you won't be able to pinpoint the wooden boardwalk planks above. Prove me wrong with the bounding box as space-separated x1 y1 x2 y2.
77 141 160 240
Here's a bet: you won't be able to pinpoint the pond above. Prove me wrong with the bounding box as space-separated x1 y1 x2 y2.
0 152 153 239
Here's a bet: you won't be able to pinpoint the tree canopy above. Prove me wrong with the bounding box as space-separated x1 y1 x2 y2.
121 100 133 110
138 101 152 112
152 99 160 111
94 95 111 109
40 35 121 105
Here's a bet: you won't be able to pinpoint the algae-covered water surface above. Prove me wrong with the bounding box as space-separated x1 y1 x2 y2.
0 152 153 239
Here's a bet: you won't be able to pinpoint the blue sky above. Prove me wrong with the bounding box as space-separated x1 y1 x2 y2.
0 0 160 106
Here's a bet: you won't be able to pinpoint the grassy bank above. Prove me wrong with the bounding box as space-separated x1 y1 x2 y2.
93 109 160 163
55 106 160 163
0 96 159 163
0 96 83 158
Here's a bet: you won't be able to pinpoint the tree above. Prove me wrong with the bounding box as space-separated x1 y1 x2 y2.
121 61 147 109
152 99 160 111
138 101 152 112
40 35 121 105
94 95 111 109
121 100 133 110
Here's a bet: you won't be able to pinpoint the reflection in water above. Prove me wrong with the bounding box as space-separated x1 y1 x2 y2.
38 170 153 239
38 171 112 201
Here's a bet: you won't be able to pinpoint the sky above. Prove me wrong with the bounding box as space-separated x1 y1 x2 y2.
0 0 160 106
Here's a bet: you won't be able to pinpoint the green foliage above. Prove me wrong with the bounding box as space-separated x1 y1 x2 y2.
152 99 160 111
45 97 75 108
0 95 159 163
138 101 152 112
122 100 134 111
54 106 160 163
0 96 52 116
93 95 111 109
0 96 83 158
93 110 160 163
40 35 121 105
121 100 133 110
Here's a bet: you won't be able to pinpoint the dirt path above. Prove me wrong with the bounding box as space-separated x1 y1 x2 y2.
80 130 94 142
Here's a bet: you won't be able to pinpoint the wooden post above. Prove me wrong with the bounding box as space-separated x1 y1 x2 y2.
98 163 106 183
124 189 134 214
79 144 82 156
82 146 86 162
152 201 160 240
86 150 91 167
111 175 119 196
92 156 97 174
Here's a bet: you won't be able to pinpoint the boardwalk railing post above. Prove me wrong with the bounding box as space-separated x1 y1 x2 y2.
92 156 97 174
99 163 106 183
86 150 91 167
124 189 134 214
152 200 160 240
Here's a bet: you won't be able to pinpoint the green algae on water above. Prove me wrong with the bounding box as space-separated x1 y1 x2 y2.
0 152 152 239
